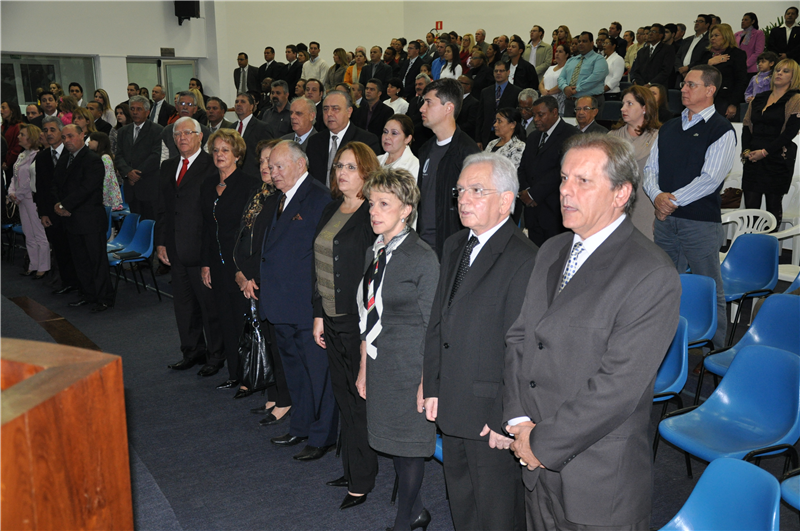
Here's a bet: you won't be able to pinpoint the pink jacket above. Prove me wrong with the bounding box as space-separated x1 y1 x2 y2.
735 29 765 73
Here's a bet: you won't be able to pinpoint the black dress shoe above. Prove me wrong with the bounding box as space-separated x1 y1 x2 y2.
386 508 431 531
53 286 78 295
234 387 260 399
293 444 334 461
326 476 349 488
216 379 239 389
250 404 276 414
20 270 36 277
197 364 222 377
339 492 367 510
90 303 109 313
259 411 289 426
68 299 89 307
168 357 202 370
32 272 48 280
270 433 308 446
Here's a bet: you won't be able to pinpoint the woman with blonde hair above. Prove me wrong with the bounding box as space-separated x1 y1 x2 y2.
324 48 349 92
49 82 63 99
553 25 572 64
700 23 748 120
188 88 208 125
94 88 116 126
460 33 474 72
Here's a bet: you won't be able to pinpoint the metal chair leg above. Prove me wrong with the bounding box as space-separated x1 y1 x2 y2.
684 451 693 479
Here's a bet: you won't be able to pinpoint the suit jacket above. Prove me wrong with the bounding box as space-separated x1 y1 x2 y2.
524 118 537 139
94 118 112 135
209 119 235 134
34 146 62 219
306 124 380 186
359 61 393 87
283 61 303 93
399 57 423 99
281 128 317 151
630 42 676 86
503 217 680 526
115 120 164 201
510 58 540 91
675 33 709 80
314 102 328 133
581 121 608 134
259 175 333 324
469 65 494 96
233 65 261 94
523 42 554 77
767 25 800 61
162 122 211 160
155 150 216 266
52 147 106 235
150 101 175 127
456 94 479 141
258 60 287 86
352 100 394 141
476 83 523 147
234 116 275 178
698 47 749 116
423 220 537 440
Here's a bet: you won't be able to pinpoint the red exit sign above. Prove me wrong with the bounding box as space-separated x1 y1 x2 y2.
435 21 443 31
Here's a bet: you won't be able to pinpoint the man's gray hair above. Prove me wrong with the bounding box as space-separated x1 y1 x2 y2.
129 95 151 111
518 88 539 102
416 73 432 83
293 96 317 124
576 95 599 109
324 89 354 110
271 79 289 93
461 152 520 214
277 139 309 167
562 133 639 215
174 116 201 134
42 115 64 131
178 90 197 104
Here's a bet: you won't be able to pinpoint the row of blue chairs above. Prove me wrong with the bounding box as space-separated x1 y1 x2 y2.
105 214 161 306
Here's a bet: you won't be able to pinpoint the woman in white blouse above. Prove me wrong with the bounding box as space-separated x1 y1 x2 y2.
378 114 419 178
602 37 625 101
439 44 463 80
539 44 569 114
384 78 409 114
483 107 527 169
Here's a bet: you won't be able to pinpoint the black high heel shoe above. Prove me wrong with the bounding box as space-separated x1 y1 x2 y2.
386 508 431 531
233 387 266 399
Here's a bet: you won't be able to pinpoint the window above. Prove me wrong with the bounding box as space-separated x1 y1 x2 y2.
1 54 95 106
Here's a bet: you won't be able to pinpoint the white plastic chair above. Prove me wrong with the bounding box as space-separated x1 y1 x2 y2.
773 224 800 283
719 209 778 263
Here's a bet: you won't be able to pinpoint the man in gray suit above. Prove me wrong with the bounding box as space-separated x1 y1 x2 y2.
115 95 163 220
575 96 608 134
504 133 681 530
281 96 317 151
424 153 536 531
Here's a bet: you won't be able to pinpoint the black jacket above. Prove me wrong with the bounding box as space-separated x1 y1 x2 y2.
352 101 394 142
698 47 748 117
630 42 676 86
52 147 106 235
456 95 479 141
306 124 381 186
399 57 423 99
767 25 800 61
510 58 540 91
476 82 522 147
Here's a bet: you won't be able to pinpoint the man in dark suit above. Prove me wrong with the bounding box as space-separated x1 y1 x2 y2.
505 133 681 530
518 89 539 139
53 124 114 312
424 153 537 531
675 15 711 86
234 52 260 95
87 102 112 135
469 51 493 96
147 84 174 126
476 61 522 148
518 96 580 246
232 92 275 177
283 45 303 93
304 79 327 133
575 96 608 134
258 46 286 86
156 117 225 374
506 37 540 91
307 90 380 187
281 97 317 151
115 95 164 220
456 75 479 141
35 116 79 294
630 24 676 86
405 74 434 155
161 91 211 160
399 41 423 99
359 46 393 88
768 7 800 60
352 78 393 141
260 80 292 137
260 140 337 461
25 104 43 128
206 97 234 134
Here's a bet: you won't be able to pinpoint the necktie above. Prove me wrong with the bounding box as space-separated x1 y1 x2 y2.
539 131 548 148
240 68 246 93
237 121 243 134
558 241 584 293
327 135 338 187
449 236 479 305
495 84 502 108
133 125 141 142
276 194 286 219
52 148 59 166
67 153 75 168
150 103 158 122
295 135 300 142
176 158 189 187
569 56 584 86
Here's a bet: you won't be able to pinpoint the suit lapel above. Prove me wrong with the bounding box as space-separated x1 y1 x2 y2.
442 231 468 310
267 176 313 244
179 153 210 189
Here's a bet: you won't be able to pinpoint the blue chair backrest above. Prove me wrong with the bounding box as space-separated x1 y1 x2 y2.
730 294 800 356
105 206 112 240
667 89 683 114
678 274 717 344
126 219 155 258
599 100 622 121
721 234 780 292
659 458 780 531
704 345 800 443
654 317 688 396
787 270 800 294
109 213 140 248
433 433 443 463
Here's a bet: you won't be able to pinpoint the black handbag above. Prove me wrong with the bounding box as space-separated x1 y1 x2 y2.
237 298 275 390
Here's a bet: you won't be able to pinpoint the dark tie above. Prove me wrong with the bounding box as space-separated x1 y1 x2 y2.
150 103 158 122
276 194 286 219
133 125 141 142
67 153 75 168
52 148 59 166
449 236 479 305
237 121 243 134
539 131 548 148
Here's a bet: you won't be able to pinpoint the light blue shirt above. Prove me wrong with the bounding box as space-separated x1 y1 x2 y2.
557 50 609 98
643 105 737 207
432 57 446 80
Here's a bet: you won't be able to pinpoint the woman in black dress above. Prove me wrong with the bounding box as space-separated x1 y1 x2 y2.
700 23 748 120
201 129 260 388
742 58 800 225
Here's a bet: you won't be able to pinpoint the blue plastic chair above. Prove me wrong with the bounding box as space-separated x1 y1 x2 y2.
782 468 800 512
720 234 780 345
105 206 112 241
658 345 800 479
695 294 800 405
599 100 622 121
108 219 160 304
786 270 800 294
652 318 689 455
678 274 716 351
106 213 140 253
658 458 780 531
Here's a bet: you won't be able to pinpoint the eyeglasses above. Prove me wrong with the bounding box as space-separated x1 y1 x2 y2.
679 81 707 89
173 130 200 138
452 186 497 198
574 106 597 112
178 102 196 107
334 163 358 172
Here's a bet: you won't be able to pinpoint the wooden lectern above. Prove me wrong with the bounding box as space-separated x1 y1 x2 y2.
1 338 133 530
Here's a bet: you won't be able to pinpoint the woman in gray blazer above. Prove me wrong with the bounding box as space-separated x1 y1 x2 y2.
357 168 438 531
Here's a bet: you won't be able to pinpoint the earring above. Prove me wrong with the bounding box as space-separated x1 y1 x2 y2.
401 217 405 223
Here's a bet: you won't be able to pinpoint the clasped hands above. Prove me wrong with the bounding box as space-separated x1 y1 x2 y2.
506 421 545 471
654 192 677 221
422 397 521 454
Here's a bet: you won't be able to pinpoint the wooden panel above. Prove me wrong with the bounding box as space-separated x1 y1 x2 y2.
1 339 133 530
0 359 44 391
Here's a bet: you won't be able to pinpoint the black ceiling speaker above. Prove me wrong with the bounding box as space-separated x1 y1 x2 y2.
175 1 200 25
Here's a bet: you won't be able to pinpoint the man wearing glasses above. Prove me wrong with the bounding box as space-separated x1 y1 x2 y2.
574 96 607 134
161 91 211 161
675 15 712 87
644 64 735 351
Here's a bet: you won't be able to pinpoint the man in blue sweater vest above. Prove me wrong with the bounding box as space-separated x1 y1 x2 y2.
643 64 737 351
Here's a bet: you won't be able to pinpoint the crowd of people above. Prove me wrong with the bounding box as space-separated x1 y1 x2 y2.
2 6 799 530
